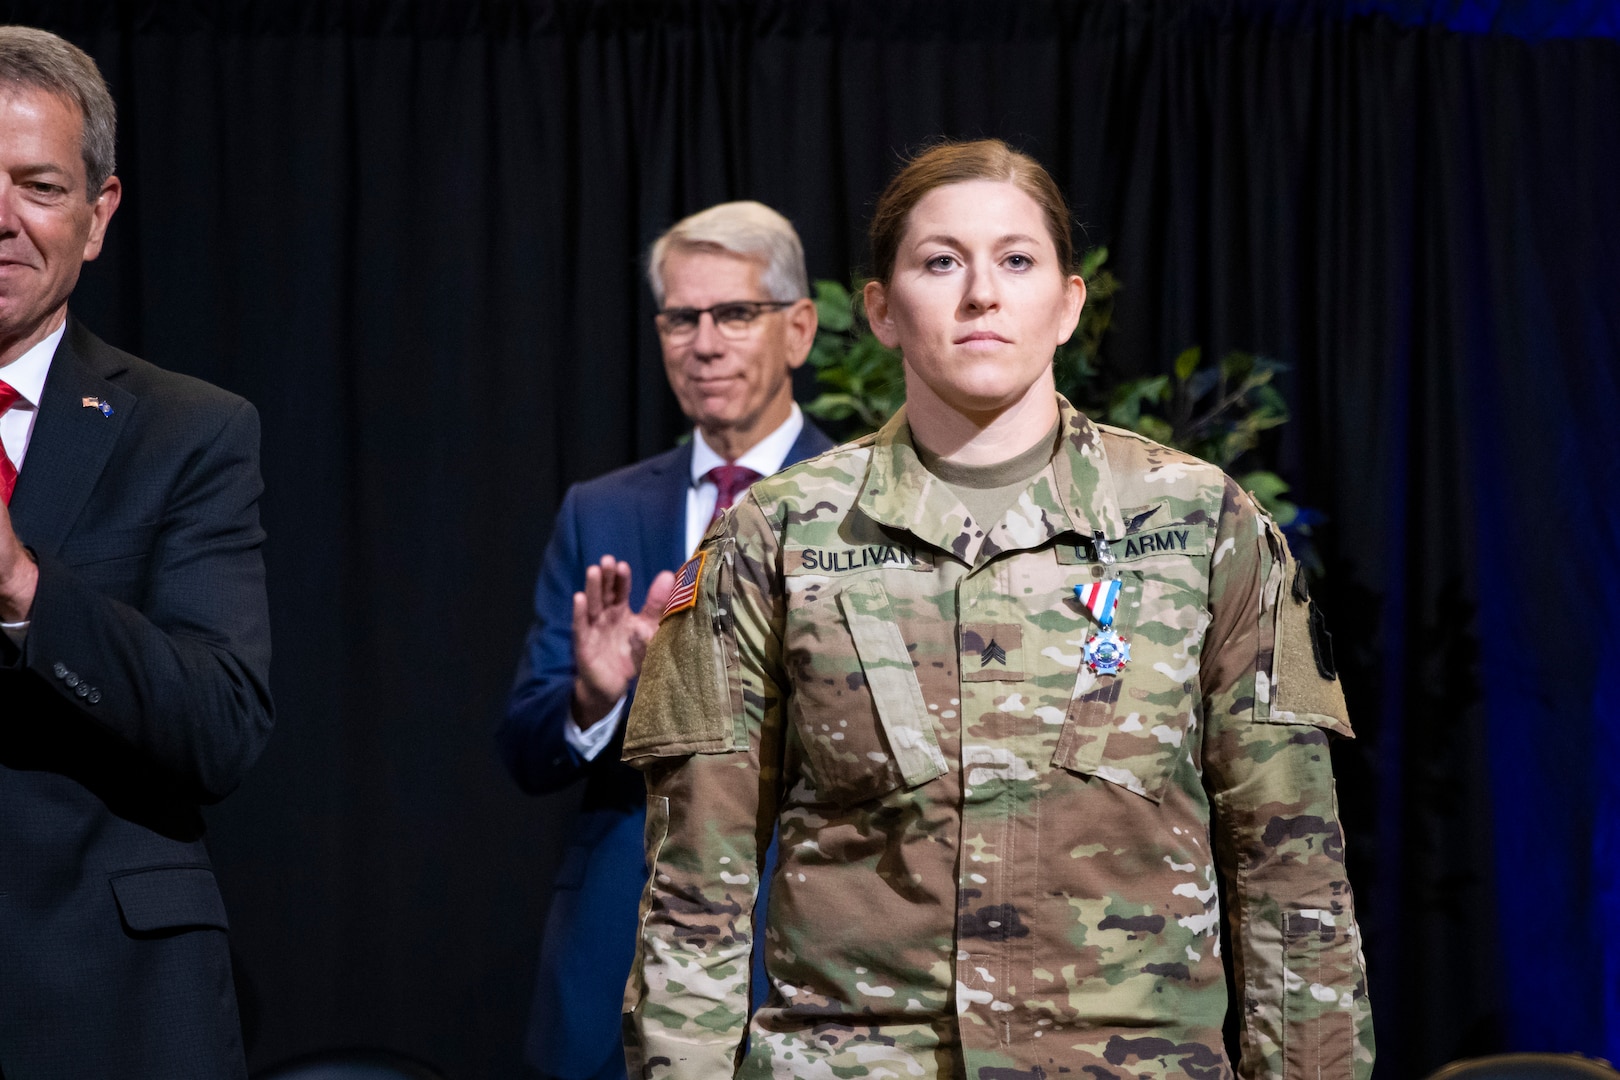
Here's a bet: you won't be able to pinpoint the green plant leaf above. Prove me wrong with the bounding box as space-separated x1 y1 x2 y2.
1134 415 1175 445
1238 470 1290 503
1106 375 1170 426
1174 346 1202 382
1185 365 1221 404
813 280 854 334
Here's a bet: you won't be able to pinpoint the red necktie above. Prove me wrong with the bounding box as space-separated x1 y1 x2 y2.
0 380 21 505
704 463 762 525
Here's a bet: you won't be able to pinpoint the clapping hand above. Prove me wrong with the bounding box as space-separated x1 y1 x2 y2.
0 498 37 624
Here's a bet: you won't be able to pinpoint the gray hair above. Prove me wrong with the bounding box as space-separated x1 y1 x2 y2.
647 200 809 307
0 26 116 198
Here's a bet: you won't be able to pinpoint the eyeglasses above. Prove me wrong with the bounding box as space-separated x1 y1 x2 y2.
654 300 795 342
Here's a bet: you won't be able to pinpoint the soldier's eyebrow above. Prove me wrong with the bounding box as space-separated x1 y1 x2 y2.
911 232 1042 251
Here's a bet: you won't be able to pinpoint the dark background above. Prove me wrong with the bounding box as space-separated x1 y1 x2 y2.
4 1 1617 1076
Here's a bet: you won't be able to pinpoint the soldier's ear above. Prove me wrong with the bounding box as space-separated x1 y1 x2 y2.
864 280 900 349
1055 273 1086 347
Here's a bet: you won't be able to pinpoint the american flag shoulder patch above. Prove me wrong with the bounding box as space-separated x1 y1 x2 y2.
660 550 707 621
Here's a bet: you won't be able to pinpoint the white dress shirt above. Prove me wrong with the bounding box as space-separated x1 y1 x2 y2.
1 321 66 645
566 404 807 760
0 321 64 473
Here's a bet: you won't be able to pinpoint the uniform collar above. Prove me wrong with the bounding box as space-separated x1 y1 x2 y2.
857 394 1125 566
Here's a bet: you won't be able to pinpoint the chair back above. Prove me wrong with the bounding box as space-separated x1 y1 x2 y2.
1427 1053 1620 1080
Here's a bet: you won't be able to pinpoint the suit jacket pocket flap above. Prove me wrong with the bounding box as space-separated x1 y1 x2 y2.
110 866 229 933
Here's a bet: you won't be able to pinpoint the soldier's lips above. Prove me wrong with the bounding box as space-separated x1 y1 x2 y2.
954 331 1012 347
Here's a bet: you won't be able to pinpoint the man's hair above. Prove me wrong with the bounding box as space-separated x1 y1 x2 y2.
647 201 809 307
868 138 1073 286
0 26 116 197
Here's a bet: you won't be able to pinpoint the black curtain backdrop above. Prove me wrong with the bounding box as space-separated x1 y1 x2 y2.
3 2 1616 1077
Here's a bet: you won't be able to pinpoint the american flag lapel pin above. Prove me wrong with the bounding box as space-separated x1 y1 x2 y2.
82 396 113 417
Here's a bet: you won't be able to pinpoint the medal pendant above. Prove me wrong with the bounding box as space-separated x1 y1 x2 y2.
1084 627 1131 676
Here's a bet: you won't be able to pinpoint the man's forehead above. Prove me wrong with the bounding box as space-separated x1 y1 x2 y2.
0 81 82 120
660 246 768 303
0 83 85 153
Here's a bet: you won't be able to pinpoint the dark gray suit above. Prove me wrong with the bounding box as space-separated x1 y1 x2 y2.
0 321 273 1079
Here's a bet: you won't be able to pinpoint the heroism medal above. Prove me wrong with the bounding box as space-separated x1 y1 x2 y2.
1074 578 1131 675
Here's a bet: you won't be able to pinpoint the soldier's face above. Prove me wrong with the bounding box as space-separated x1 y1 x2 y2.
0 87 119 363
657 248 814 450
865 180 1083 422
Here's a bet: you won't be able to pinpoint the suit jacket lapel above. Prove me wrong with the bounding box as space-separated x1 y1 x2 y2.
785 418 833 467
9 323 133 555
638 420 828 574
642 442 693 570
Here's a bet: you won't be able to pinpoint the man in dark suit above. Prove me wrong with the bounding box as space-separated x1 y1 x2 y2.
498 201 833 1080
0 27 272 1079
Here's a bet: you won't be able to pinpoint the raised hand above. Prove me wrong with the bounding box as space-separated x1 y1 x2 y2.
570 554 676 729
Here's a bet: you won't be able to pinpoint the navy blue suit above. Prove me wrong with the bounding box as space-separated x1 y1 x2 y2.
0 322 273 1079
498 421 832 1080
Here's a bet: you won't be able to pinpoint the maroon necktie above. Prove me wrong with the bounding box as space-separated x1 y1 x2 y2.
704 463 762 525
0 380 20 505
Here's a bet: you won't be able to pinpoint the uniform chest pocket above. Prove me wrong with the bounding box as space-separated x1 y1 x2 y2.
786 576 949 807
1052 573 1209 802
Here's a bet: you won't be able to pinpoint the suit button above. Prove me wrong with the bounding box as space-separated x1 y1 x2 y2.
75 684 91 698
87 690 101 705
53 661 68 679
65 672 81 688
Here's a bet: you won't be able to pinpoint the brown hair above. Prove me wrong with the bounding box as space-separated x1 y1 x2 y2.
868 138 1073 285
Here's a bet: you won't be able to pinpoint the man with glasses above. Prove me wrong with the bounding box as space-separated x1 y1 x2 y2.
498 201 832 1080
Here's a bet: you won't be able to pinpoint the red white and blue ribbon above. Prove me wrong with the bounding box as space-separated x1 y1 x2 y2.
1076 577 1130 674
1074 578 1122 629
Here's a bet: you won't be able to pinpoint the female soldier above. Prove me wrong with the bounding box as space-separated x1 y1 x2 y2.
622 139 1374 1080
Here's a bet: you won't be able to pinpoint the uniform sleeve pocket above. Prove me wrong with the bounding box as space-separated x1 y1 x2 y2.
110 866 229 935
1258 557 1353 738
623 541 747 762
1280 909 1358 1080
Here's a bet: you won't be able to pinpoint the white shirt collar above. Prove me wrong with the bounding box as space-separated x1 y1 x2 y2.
0 319 67 407
690 402 805 484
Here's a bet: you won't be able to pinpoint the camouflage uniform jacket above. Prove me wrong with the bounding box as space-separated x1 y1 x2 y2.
622 397 1374 1080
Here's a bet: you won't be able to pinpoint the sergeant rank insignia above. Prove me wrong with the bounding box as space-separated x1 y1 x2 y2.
1075 578 1131 676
